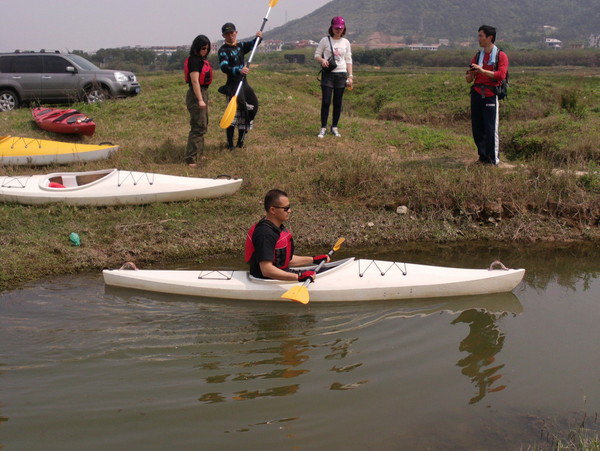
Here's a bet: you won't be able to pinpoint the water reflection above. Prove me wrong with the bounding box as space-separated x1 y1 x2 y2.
188 291 523 405
452 309 508 404
197 313 315 403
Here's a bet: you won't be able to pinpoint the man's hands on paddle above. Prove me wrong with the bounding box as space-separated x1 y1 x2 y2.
298 271 316 283
312 254 331 264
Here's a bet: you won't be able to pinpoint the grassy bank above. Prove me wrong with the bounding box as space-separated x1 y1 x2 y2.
0 67 598 291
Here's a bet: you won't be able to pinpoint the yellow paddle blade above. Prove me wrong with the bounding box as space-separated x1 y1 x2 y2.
219 96 238 129
281 285 310 304
269 0 280 6
333 237 345 252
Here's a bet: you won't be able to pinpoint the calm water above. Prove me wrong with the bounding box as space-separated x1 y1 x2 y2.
1 244 599 450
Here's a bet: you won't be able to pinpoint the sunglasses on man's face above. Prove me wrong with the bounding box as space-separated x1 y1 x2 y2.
272 205 291 212
333 26 344 30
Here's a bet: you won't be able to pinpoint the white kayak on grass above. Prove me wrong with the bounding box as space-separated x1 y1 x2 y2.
102 257 526 303
0 168 242 206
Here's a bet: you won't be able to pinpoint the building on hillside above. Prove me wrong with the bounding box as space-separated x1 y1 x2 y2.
148 46 187 56
438 39 450 46
589 34 600 48
364 32 405 49
257 40 283 52
290 40 318 48
284 54 305 64
544 38 562 49
408 44 440 51
210 39 282 53
363 42 408 49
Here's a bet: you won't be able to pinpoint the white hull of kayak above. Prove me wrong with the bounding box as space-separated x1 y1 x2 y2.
0 169 242 205
103 258 526 303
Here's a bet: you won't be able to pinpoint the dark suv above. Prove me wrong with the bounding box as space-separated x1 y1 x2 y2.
0 51 141 111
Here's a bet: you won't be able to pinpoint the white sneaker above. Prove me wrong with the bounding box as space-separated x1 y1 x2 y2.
331 127 341 137
317 127 327 138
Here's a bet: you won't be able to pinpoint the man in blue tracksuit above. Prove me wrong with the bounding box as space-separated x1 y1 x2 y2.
465 25 509 165
218 22 262 150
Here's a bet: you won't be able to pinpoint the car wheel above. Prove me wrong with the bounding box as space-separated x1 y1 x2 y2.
85 86 109 104
0 90 20 112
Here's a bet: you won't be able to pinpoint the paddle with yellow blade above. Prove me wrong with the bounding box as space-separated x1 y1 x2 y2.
281 237 346 305
219 0 280 129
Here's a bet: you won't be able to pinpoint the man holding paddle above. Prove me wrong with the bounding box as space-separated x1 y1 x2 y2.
218 23 262 150
245 189 331 283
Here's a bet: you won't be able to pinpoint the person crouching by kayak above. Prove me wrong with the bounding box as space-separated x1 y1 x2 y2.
245 189 330 282
184 34 213 167
218 22 262 150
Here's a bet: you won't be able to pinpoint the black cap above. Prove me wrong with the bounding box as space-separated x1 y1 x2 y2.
222 22 236 34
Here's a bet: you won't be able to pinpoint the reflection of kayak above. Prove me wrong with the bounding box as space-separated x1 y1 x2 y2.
103 258 526 302
381 291 524 318
0 168 243 206
32 107 96 136
0 135 118 165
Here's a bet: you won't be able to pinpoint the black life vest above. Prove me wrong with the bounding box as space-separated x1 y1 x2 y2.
184 57 213 86
245 219 293 269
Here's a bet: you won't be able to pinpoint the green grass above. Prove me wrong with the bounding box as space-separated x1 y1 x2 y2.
0 67 598 291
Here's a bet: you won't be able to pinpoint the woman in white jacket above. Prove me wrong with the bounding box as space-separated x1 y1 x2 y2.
314 16 353 138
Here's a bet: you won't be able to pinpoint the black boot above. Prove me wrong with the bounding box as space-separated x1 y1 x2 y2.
226 127 235 150
236 130 246 148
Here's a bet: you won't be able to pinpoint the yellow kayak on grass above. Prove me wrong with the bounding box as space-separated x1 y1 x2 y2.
0 135 119 166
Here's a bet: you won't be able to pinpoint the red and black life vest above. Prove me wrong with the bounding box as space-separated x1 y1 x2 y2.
184 57 213 86
245 219 294 270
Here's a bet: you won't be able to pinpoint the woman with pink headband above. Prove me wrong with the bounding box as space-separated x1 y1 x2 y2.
314 16 353 139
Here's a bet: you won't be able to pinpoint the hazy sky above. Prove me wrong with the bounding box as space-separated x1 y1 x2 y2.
1 0 331 52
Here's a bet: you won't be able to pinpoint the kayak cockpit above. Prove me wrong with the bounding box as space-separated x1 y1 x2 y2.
246 257 355 284
42 169 117 190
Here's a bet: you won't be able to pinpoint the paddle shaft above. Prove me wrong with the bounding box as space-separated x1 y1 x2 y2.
231 5 273 98
300 247 337 288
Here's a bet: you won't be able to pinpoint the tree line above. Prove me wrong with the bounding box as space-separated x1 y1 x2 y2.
72 47 599 73
72 48 219 73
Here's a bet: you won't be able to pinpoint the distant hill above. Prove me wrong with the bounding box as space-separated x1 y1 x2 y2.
266 0 600 45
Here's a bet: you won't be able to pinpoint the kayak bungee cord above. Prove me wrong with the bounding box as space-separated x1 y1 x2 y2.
1 175 31 188
358 260 408 277
197 270 235 280
10 136 42 149
117 171 156 187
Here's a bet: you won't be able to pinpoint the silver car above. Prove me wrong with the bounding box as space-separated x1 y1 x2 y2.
0 51 141 111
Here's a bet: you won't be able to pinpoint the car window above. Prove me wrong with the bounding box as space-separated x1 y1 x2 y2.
0 56 17 73
13 56 43 73
66 55 100 71
44 55 72 73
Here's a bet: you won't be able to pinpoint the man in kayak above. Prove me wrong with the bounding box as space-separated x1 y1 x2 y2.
245 189 330 282
218 22 261 150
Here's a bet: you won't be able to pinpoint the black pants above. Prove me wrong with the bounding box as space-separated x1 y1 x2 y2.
321 85 345 128
471 91 499 164
226 81 258 147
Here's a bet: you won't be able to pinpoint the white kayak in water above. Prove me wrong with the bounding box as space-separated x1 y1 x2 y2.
103 258 525 303
0 168 242 205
